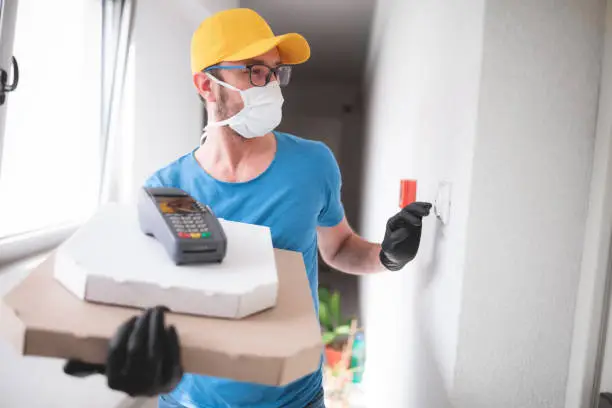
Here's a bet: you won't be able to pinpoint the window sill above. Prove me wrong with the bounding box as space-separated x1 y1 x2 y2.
0 223 79 267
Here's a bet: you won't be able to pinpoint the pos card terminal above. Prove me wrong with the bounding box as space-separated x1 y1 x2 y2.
138 187 227 265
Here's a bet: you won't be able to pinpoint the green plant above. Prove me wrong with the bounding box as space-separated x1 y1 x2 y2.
318 287 351 347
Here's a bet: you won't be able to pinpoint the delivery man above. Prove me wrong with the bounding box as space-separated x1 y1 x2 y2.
64 8 431 408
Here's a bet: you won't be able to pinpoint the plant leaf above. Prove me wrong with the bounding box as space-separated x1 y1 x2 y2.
319 302 331 330
318 287 330 305
335 325 351 336
330 291 341 327
322 331 336 345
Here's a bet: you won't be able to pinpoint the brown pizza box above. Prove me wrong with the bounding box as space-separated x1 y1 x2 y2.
0 249 322 386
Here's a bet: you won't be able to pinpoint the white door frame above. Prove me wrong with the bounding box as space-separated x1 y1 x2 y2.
565 1 612 407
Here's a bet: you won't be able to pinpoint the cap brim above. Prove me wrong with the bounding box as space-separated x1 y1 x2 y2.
224 33 310 65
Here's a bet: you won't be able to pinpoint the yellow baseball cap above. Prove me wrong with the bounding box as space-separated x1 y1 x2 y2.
191 8 311 74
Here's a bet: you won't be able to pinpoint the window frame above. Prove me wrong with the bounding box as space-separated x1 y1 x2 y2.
0 0 18 178
0 0 103 266
0 223 78 265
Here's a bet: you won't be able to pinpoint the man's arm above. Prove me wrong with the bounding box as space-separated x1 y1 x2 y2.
317 217 385 275
317 203 433 275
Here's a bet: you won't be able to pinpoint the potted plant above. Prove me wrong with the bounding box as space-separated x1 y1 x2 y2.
319 288 368 407
318 287 352 369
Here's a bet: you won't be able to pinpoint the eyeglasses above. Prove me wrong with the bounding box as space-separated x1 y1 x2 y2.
204 64 293 87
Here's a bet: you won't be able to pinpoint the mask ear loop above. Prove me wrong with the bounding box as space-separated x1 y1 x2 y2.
205 72 241 92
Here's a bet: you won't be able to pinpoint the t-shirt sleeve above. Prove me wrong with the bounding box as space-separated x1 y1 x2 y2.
317 144 345 227
143 155 187 189
144 173 166 188
143 165 177 189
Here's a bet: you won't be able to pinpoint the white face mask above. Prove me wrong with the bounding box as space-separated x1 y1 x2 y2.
204 73 284 139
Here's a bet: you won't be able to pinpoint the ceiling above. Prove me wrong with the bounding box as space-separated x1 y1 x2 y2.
240 0 376 83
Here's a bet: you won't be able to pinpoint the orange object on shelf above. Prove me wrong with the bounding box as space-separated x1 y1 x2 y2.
400 179 417 208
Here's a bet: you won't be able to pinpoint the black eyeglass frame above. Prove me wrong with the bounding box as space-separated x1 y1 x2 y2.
204 63 293 87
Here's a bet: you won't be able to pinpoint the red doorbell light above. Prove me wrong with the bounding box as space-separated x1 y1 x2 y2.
400 179 417 208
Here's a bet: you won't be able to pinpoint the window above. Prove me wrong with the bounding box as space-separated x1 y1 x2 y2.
0 0 101 238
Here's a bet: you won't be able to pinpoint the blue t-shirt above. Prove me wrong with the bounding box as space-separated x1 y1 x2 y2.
144 131 345 408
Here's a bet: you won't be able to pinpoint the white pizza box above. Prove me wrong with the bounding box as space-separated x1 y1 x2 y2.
53 203 278 319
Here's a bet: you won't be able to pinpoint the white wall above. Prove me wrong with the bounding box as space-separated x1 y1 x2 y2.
122 0 239 203
587 0 612 401
361 0 484 406
362 0 605 407
454 2 603 407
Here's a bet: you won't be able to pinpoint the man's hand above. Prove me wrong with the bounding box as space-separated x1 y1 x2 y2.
63 306 183 397
380 202 432 271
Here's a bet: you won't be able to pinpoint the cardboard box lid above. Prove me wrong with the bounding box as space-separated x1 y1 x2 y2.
54 204 279 319
0 249 322 386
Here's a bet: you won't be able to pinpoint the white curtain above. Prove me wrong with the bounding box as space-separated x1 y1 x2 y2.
99 0 137 203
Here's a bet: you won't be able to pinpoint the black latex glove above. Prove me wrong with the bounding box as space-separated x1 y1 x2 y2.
63 306 183 397
380 202 432 271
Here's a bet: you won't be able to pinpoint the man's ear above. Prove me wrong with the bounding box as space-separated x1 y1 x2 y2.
193 72 216 103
